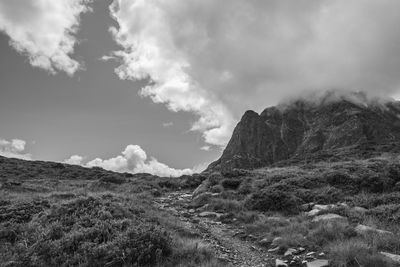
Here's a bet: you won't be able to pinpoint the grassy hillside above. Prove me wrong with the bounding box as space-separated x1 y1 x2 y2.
192 154 400 266
0 156 217 267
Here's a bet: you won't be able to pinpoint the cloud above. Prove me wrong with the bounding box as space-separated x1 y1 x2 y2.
162 122 173 127
200 146 210 151
65 144 193 177
108 0 400 146
0 0 92 75
64 155 84 165
0 138 31 160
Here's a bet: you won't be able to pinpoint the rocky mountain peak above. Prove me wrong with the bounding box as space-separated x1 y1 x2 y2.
207 92 400 171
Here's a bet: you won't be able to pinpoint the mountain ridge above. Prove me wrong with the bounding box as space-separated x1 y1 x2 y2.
207 92 400 171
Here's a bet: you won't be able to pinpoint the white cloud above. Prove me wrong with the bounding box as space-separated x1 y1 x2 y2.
0 0 92 75
200 146 210 151
162 122 173 127
64 155 84 165
65 144 193 177
0 138 31 160
109 0 400 146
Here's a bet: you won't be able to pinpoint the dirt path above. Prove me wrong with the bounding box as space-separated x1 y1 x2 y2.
153 191 274 267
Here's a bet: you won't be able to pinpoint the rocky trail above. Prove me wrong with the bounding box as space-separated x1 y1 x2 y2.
153 191 274 267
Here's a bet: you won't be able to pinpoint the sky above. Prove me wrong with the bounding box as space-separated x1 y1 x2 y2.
1 0 400 176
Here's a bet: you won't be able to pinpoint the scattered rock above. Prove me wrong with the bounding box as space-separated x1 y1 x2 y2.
306 259 329 267
313 204 334 211
268 247 280 253
355 224 393 236
275 259 288 267
258 237 271 247
301 202 315 212
380 252 400 264
352 206 367 213
191 192 214 208
198 211 222 218
312 213 347 223
307 209 321 217
192 180 210 197
271 237 283 247
297 247 306 253
284 248 297 257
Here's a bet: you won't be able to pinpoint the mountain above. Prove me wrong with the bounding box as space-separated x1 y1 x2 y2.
207 92 400 171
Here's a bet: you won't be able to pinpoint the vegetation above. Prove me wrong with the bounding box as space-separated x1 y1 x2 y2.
192 155 400 266
0 156 219 267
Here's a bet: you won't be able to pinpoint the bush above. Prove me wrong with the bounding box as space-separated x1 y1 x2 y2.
327 239 394 267
245 189 302 214
308 221 357 247
99 175 127 184
221 179 242 190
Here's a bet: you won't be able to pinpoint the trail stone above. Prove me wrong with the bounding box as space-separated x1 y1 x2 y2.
306 259 329 267
271 237 283 247
198 211 221 218
284 248 297 257
275 259 288 267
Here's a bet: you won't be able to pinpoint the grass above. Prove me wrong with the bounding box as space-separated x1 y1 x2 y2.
3 154 400 266
193 155 400 265
0 156 220 267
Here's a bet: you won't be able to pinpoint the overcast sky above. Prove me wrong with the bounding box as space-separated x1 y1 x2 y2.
1 0 400 176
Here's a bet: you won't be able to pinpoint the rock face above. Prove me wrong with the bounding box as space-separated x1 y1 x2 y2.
207 92 400 171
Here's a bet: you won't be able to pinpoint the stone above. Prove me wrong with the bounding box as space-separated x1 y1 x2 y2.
198 211 222 218
380 252 400 264
312 213 347 223
306 259 329 267
192 180 210 197
313 204 336 211
258 237 271 247
275 259 288 267
284 248 297 257
271 236 283 247
352 206 368 213
268 247 280 253
307 209 321 217
355 224 393 236
301 202 315 211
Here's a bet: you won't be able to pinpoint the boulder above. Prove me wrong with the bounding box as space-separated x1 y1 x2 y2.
191 192 213 208
192 180 210 197
313 204 336 211
312 213 347 223
355 224 393 236
380 252 400 264
352 206 368 213
307 209 321 217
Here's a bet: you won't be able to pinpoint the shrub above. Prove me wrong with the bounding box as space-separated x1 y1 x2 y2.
99 175 127 184
327 239 394 267
221 178 242 190
210 184 224 193
209 198 243 213
245 189 302 214
308 221 357 247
